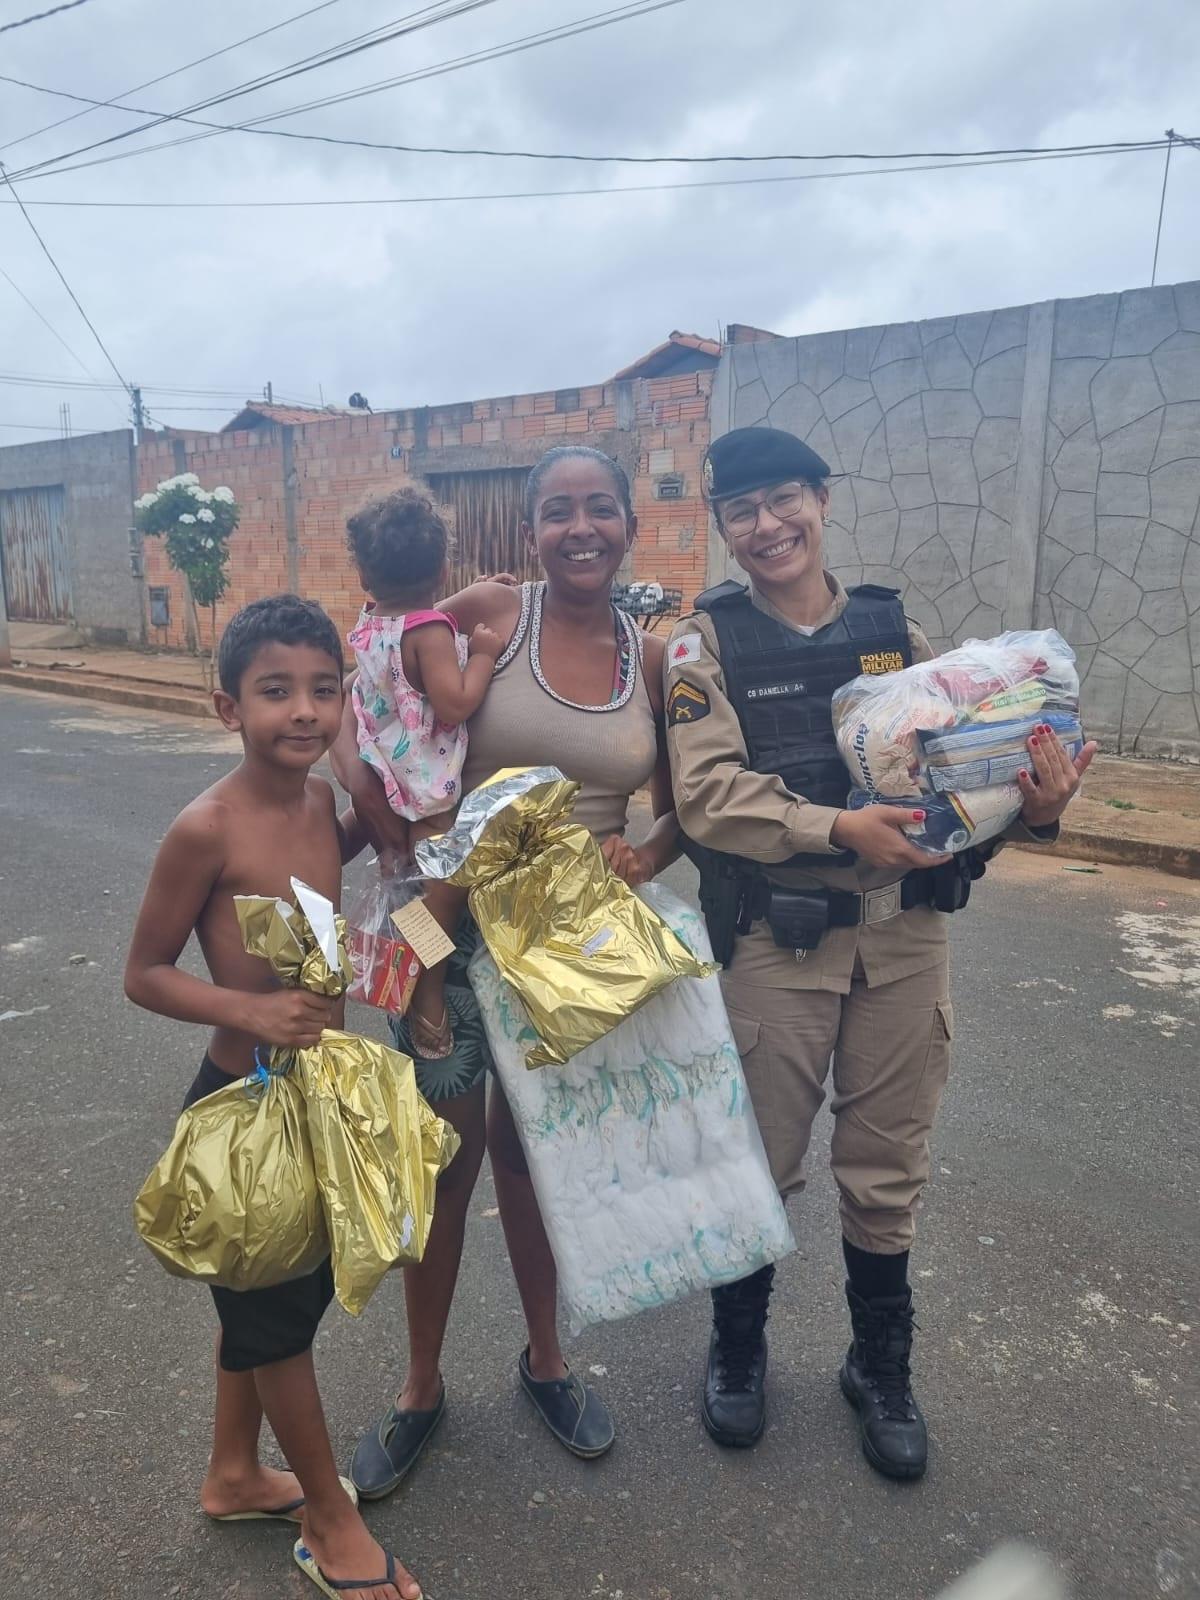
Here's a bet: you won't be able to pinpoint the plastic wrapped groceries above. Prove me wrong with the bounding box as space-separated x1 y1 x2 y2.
832 631 1085 854
344 860 424 1015
469 882 795 1334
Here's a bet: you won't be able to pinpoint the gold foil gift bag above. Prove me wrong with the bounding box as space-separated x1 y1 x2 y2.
416 767 712 1068
133 1064 328 1291
134 878 458 1314
296 1027 460 1316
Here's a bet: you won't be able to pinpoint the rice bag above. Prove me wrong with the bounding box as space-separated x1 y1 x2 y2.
469 882 795 1334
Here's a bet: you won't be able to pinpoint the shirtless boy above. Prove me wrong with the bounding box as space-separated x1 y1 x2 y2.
125 594 420 1600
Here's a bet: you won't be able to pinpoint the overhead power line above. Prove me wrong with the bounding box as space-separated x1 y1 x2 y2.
0 370 319 404
0 139 1177 211
0 64 1175 172
0 162 130 395
0 0 94 36
0 418 78 430
4 0 509 182
3 0 689 186
0 0 354 156
0 266 109 386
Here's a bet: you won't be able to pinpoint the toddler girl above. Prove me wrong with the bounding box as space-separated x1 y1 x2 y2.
347 488 501 1057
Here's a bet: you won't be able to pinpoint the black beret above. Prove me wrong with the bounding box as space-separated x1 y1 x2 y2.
703 426 831 500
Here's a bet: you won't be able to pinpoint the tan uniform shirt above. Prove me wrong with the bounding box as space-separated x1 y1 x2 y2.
665 576 1047 993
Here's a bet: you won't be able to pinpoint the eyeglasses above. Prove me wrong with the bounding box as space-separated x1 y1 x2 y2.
718 482 810 539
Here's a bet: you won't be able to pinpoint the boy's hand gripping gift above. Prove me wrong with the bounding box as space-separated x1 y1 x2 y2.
417 767 795 1333
832 629 1085 854
134 879 459 1315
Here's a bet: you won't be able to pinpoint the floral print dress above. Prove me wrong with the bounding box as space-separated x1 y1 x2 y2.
348 605 469 821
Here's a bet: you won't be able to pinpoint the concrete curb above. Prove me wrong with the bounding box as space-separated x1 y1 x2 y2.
3 668 1197 878
1011 827 1200 880
0 667 212 719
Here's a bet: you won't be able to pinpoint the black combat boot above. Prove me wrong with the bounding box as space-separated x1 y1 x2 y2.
702 1264 774 1448
839 1283 928 1480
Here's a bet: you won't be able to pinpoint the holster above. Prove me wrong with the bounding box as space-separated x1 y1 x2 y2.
929 843 992 913
762 888 832 952
681 837 754 967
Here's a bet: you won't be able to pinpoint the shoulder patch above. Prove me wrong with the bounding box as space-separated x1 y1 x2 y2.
667 631 703 670
667 677 711 726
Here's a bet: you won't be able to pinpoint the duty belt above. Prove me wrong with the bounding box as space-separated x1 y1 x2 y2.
746 870 940 958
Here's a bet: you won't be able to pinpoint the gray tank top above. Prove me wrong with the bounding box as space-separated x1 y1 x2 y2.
461 581 658 840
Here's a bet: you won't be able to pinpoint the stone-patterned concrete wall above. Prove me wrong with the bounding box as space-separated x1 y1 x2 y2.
711 279 1200 760
1036 284 1200 758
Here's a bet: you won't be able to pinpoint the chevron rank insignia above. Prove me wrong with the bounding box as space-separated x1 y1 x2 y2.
667 678 711 726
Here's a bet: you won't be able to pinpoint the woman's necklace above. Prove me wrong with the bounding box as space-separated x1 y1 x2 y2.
528 580 640 712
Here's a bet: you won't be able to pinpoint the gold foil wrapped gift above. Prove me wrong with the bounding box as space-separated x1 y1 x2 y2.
416 767 713 1068
133 1068 328 1291
297 1028 460 1315
134 877 459 1315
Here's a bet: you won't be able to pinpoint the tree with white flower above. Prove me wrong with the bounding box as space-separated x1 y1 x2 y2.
135 473 240 689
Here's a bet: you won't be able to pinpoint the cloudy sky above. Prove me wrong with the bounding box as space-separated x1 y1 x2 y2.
1 0 1198 438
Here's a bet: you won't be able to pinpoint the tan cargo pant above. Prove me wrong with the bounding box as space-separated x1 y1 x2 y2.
720 951 952 1254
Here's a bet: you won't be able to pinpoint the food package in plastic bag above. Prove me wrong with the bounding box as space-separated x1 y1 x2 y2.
133 1067 329 1291
134 878 460 1314
344 860 424 1015
845 784 1025 854
468 881 795 1334
417 766 713 1068
832 630 1084 853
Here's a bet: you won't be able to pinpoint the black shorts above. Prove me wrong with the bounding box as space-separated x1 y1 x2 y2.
183 1054 335 1374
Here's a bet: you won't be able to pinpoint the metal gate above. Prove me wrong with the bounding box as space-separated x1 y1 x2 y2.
0 485 71 621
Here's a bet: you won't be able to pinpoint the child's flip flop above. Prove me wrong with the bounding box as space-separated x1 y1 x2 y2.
207 1474 358 1524
293 1537 420 1597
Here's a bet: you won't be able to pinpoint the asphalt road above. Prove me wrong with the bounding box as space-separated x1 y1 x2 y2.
0 685 1196 1600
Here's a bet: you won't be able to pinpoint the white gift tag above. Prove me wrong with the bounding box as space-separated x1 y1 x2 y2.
391 900 456 968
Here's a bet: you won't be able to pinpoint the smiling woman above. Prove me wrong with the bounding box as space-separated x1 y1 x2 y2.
330 442 681 1498
664 424 1094 1477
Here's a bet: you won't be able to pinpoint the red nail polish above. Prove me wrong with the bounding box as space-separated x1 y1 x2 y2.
1031 736 1039 747
1019 770 1029 781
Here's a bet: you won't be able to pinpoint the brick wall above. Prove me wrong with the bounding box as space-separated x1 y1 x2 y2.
137 370 713 652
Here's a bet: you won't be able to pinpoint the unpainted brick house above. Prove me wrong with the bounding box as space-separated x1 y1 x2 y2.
136 331 722 651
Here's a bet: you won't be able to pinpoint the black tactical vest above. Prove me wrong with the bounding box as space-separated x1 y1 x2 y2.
695 579 912 810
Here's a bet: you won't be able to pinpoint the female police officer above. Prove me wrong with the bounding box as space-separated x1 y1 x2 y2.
665 425 1094 1479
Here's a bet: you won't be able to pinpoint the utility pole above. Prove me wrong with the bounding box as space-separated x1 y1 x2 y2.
1151 130 1176 287
131 385 144 444
265 381 274 404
